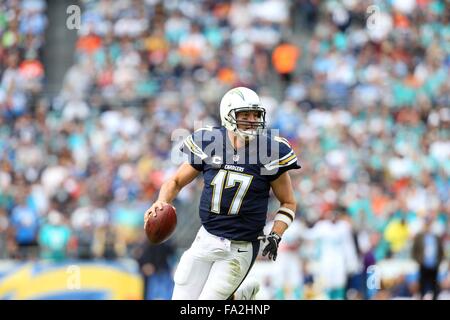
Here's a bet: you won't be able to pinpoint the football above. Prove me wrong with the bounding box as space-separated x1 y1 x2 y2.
144 204 177 245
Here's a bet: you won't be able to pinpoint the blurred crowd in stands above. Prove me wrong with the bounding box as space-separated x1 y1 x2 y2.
0 0 449 299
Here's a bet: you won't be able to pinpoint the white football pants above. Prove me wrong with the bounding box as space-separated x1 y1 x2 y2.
172 226 259 300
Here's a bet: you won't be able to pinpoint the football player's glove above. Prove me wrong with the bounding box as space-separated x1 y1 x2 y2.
258 232 282 261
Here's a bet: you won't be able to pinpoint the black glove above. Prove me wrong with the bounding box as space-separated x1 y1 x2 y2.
258 232 281 261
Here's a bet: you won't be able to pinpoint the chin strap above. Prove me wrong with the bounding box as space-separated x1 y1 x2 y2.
235 128 257 141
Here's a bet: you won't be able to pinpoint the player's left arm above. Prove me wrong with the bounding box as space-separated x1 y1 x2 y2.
259 171 297 261
270 171 297 237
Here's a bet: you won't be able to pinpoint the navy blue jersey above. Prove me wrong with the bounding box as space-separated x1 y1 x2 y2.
180 126 300 241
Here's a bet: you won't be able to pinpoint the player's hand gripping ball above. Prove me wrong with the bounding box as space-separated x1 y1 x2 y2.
144 202 177 245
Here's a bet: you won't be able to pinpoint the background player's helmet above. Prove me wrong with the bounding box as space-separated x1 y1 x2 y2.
220 87 266 140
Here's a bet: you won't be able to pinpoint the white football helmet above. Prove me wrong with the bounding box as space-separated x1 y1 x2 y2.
219 87 266 141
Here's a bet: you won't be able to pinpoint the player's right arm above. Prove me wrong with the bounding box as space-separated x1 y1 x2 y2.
144 162 200 223
144 128 209 222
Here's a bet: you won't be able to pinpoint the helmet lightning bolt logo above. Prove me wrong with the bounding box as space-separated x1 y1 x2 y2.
232 89 245 100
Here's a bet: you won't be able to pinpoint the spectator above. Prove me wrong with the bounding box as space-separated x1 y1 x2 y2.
92 224 127 259
384 217 410 256
272 40 300 90
266 216 306 299
10 193 39 260
38 210 71 262
72 221 95 260
305 210 359 299
0 208 12 259
412 216 445 300
136 239 175 300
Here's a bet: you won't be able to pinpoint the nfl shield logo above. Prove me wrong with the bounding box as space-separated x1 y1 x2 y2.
233 154 239 162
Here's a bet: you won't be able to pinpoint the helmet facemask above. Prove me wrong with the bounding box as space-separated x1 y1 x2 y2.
227 106 266 141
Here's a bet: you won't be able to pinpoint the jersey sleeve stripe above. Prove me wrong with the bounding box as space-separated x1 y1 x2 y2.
279 156 298 167
278 154 296 165
274 136 292 148
184 136 208 160
278 149 294 161
264 156 298 170
265 149 295 168
187 135 203 153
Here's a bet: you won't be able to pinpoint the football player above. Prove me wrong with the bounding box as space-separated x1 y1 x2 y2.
144 87 301 300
